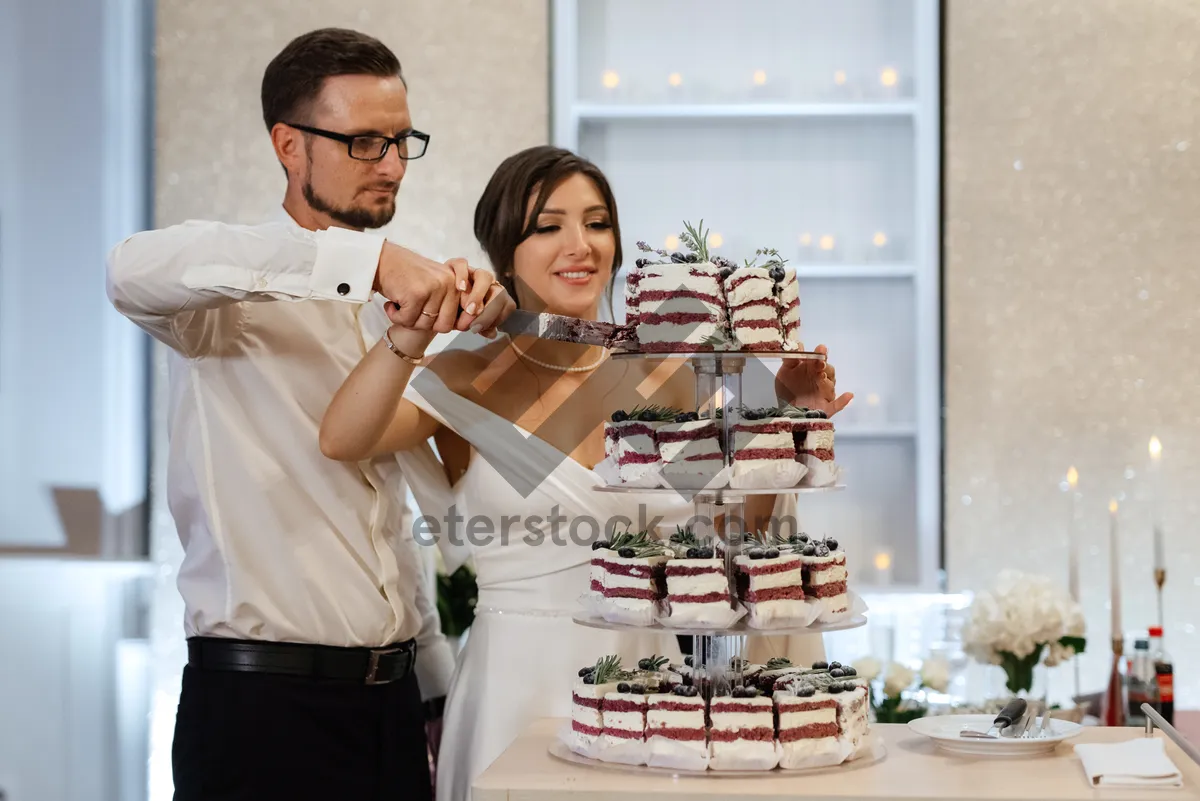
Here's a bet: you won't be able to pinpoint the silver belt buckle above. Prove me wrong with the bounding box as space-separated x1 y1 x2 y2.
365 647 401 685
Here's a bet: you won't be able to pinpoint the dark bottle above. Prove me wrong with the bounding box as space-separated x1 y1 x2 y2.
1127 637 1152 725
1149 626 1175 725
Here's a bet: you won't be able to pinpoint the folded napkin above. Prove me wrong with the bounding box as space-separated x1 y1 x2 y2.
1075 738 1183 788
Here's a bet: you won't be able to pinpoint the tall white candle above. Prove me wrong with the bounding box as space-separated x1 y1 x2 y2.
1066 466 1080 602
1149 436 1163 571
1109 499 1122 638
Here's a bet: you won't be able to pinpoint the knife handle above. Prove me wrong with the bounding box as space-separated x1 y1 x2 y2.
993 698 1028 728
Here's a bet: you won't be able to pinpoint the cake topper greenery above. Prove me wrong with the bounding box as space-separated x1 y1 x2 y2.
637 654 671 672
635 219 737 270
766 657 794 670
743 247 789 281
668 525 716 559
589 654 628 684
605 524 670 558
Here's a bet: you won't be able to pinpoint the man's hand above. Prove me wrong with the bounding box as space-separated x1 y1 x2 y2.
775 343 853 417
375 243 463 333
385 260 516 339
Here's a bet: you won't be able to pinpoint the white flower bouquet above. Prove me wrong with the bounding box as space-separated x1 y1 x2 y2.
852 656 950 723
961 569 1087 694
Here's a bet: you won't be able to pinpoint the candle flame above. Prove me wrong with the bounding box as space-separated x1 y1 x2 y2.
1066 466 1078 489
1109 499 1119 514
1149 436 1162 460
602 70 620 89
873 551 892 571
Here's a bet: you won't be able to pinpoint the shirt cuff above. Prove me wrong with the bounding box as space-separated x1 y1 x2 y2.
310 226 386 302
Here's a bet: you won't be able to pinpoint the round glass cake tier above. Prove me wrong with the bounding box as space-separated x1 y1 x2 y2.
571 611 867 637
591 484 845 497
547 732 886 778
609 349 825 362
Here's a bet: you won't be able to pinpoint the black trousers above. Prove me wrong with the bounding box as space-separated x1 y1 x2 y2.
172 663 432 801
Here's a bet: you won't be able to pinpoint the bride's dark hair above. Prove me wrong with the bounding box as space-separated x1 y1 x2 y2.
474 146 623 312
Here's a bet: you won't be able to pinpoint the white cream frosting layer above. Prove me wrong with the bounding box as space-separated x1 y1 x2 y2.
724 269 775 305
802 430 835 450
572 707 603 729
729 303 778 321
709 711 774 729
734 430 792 453
616 433 657 457
778 708 837 728
731 326 784 345
658 432 721 464
574 679 620 700
603 572 659 591
637 264 721 295
809 565 848 584
667 572 728 595
745 568 803 591
647 710 706 728
603 710 647 731
637 321 723 345
639 295 724 319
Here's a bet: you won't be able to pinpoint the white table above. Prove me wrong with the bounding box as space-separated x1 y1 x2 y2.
473 718 1200 801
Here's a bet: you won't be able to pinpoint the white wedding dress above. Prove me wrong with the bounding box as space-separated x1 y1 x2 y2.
402 369 692 801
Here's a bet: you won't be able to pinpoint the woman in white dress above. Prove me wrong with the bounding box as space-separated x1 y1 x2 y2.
319 146 850 800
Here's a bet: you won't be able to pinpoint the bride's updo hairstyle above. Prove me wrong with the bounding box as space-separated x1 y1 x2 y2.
473 145 623 310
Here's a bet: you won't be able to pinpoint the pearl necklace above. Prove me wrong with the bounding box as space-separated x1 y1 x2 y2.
508 338 608 373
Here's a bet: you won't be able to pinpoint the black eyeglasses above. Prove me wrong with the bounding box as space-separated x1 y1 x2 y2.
286 123 430 161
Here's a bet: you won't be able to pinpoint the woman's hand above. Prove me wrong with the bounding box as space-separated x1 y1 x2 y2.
775 343 853 417
386 260 516 340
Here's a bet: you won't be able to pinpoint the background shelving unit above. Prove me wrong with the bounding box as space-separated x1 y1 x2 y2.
551 0 942 591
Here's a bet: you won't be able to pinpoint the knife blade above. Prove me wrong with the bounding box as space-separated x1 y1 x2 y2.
497 309 634 348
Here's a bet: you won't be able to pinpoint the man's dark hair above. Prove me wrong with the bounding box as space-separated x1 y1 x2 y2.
261 27 404 131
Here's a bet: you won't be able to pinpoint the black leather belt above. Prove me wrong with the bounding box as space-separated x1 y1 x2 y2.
187 636 417 685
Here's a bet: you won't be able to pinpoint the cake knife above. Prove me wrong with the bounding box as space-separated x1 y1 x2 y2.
497 309 635 349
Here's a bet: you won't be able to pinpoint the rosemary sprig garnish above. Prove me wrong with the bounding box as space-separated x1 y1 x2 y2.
744 246 789 270
766 657 794 670
592 654 624 685
626 404 682 422
609 525 670 558
679 219 711 263
669 525 702 547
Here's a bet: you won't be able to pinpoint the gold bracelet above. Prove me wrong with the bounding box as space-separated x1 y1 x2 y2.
383 328 424 365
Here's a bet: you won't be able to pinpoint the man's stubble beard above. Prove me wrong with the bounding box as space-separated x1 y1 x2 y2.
302 147 397 230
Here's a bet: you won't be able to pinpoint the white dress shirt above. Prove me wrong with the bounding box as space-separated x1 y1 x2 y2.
106 213 455 699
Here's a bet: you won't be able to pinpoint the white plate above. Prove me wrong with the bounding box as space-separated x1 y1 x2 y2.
907 714 1083 758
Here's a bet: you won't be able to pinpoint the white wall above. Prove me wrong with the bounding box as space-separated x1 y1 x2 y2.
0 0 150 552
0 0 153 799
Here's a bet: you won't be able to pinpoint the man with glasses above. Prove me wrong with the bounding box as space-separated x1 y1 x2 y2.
106 27 513 801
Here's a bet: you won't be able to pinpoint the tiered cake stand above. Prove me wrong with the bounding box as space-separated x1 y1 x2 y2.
556 350 879 776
